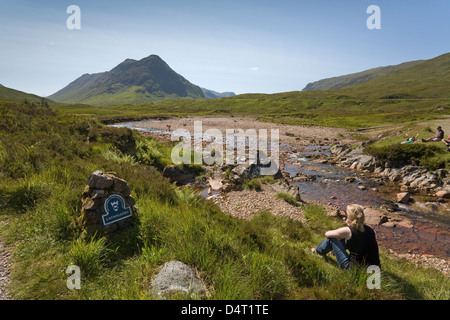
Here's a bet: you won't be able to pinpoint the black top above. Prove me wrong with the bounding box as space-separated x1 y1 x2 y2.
347 225 381 267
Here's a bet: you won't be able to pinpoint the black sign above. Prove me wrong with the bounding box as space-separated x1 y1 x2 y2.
102 194 132 226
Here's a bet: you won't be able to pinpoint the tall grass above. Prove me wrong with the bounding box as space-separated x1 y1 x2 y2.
69 236 107 277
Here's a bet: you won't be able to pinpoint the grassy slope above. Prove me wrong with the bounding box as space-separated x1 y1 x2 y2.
0 85 54 105
302 60 423 91
338 52 450 99
1 101 448 300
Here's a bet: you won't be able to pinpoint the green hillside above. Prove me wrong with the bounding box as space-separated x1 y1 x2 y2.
303 60 423 91
0 84 53 106
49 55 205 106
338 52 450 98
302 53 450 99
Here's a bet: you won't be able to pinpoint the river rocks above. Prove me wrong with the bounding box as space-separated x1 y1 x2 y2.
292 172 317 183
271 180 302 201
230 163 282 182
364 207 413 229
162 165 196 185
363 208 386 225
380 202 400 212
150 261 208 299
435 190 450 199
79 171 136 234
396 192 411 204
208 177 223 191
330 145 377 172
330 144 449 193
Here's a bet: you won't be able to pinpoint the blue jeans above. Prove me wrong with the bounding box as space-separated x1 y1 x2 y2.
315 238 350 269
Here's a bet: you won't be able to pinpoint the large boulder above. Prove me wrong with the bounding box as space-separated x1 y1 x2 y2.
229 163 282 183
150 261 208 299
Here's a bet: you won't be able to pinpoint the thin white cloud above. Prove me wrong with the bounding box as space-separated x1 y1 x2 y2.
250 67 259 71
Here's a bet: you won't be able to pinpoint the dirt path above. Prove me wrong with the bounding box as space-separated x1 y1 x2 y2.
0 239 11 300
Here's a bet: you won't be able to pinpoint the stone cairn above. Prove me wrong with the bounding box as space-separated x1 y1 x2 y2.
79 170 136 234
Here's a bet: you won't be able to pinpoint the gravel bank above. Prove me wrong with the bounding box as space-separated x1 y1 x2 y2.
209 183 306 223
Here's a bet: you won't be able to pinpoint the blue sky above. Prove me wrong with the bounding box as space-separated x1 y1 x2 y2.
0 0 449 96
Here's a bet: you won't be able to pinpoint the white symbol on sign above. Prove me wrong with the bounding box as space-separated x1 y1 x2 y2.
111 201 119 212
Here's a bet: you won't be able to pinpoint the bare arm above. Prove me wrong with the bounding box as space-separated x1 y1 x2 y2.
325 227 352 240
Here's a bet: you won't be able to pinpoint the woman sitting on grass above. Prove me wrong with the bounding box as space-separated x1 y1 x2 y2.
311 204 380 270
422 126 444 142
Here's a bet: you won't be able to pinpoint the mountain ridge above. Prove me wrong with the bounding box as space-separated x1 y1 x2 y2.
201 87 236 99
302 60 423 91
338 52 450 98
49 55 207 106
0 84 54 105
301 52 450 98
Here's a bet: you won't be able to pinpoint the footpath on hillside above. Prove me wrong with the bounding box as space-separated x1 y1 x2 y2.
0 238 11 300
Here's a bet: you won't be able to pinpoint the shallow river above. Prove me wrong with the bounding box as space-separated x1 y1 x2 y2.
283 144 449 259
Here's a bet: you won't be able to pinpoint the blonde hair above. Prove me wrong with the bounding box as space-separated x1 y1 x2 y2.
346 204 365 232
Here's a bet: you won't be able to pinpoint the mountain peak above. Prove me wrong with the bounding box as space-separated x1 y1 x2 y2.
49 55 206 106
143 54 163 60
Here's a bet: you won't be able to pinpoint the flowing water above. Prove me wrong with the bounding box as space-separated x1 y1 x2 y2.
283 145 449 259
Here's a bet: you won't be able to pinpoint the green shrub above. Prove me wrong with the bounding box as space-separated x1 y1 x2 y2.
274 192 300 206
0 178 47 213
135 138 164 168
103 147 137 165
243 179 262 191
365 143 441 168
174 186 201 206
88 125 136 154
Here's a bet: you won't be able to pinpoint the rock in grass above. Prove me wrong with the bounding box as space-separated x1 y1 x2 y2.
150 261 208 299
